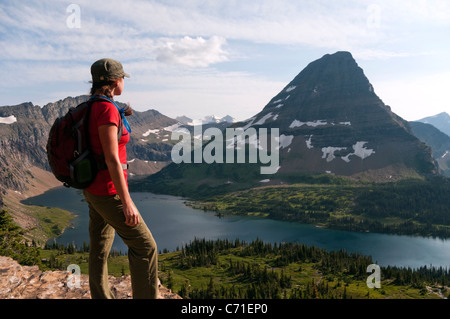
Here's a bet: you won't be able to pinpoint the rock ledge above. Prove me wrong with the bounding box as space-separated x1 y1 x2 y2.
0 256 181 299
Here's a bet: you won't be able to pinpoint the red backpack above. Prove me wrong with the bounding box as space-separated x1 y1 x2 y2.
46 96 123 189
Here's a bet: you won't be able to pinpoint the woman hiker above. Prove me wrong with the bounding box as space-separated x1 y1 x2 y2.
83 58 158 299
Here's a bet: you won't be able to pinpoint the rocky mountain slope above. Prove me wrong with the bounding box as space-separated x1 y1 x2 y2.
0 256 181 299
0 95 177 196
133 51 437 197
235 51 435 179
410 121 450 177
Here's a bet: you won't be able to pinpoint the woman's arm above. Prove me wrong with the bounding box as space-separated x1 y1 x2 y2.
98 123 139 227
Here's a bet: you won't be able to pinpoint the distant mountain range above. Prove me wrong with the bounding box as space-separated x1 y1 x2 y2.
0 96 178 196
0 95 240 198
176 114 237 126
410 119 450 177
417 112 450 137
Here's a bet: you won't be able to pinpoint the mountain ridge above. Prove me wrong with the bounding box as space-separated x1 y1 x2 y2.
417 112 450 137
410 120 450 177
0 96 178 194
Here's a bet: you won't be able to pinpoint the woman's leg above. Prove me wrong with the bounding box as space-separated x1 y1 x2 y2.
83 191 158 299
85 193 116 299
120 215 158 299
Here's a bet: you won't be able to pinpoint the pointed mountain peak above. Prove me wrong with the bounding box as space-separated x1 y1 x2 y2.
255 51 382 129
231 51 436 179
269 51 374 108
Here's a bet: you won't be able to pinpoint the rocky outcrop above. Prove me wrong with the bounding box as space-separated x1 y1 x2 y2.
0 256 181 299
0 102 50 193
410 121 450 177
0 96 177 193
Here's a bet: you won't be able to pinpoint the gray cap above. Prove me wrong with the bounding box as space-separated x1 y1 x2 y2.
91 58 130 82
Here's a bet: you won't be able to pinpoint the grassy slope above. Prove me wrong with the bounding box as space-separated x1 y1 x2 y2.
39 243 448 299
3 195 74 245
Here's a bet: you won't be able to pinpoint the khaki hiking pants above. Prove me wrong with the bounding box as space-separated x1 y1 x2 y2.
83 190 158 299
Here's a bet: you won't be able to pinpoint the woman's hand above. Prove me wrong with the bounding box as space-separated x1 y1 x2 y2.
123 201 140 227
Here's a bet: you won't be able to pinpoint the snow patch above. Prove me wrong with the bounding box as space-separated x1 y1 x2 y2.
142 128 160 137
309 120 328 127
260 179 270 183
0 115 17 125
286 85 297 93
274 104 283 109
289 119 351 129
289 119 327 128
321 146 347 162
342 142 375 162
254 113 274 125
163 123 182 132
240 116 256 130
319 142 375 163
305 135 314 149
238 112 278 129
289 120 304 128
277 134 294 150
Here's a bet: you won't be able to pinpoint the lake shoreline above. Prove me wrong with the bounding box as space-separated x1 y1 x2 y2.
23 188 450 269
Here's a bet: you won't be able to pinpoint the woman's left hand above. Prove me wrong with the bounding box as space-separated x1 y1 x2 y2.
123 202 140 227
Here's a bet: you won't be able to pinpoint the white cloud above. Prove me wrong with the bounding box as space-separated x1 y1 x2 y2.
3 0 450 60
155 36 229 67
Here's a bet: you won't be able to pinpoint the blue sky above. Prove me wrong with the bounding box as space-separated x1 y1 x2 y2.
1 0 449 122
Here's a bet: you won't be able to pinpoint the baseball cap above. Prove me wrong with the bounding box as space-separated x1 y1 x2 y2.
91 58 130 82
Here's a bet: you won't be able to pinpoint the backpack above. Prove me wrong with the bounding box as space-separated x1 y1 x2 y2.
46 96 124 189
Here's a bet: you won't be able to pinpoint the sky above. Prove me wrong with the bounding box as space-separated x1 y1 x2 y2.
1 0 449 122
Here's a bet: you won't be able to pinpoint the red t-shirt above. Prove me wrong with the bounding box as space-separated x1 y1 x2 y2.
84 100 129 196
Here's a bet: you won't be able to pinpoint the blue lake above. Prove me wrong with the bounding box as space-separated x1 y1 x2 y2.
23 187 450 269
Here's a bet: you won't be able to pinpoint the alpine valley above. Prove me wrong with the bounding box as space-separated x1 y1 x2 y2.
129 51 450 239
2 51 450 300
1 51 450 240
